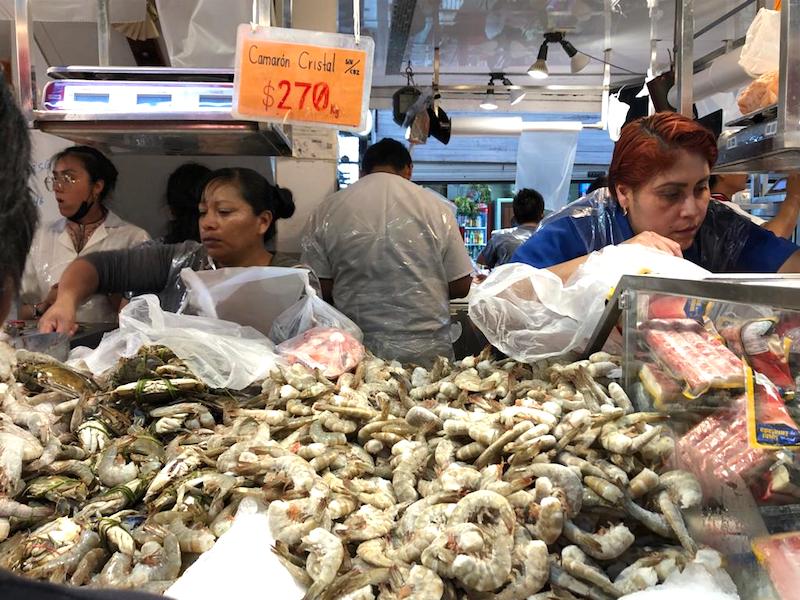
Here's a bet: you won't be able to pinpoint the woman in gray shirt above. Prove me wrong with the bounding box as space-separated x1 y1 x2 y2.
39 167 296 334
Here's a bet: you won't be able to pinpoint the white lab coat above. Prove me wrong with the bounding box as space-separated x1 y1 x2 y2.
302 173 473 365
21 211 151 323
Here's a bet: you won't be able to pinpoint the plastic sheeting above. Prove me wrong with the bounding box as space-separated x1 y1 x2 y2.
515 129 580 212
0 0 145 22
468 244 710 363
181 266 309 337
69 294 279 390
155 0 251 68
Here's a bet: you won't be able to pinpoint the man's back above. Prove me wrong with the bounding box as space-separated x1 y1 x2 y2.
479 225 538 268
302 173 472 364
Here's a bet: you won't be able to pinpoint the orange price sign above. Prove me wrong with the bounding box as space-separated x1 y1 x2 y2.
233 25 374 131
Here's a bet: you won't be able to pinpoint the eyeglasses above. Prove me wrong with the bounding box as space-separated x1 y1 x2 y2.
44 173 79 191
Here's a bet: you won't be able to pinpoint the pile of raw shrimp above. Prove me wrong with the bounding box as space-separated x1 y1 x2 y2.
0 340 705 600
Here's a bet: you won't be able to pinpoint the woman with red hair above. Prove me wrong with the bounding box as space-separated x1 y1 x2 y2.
513 112 800 280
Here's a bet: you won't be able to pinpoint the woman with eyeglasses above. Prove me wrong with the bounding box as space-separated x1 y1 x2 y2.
19 146 150 323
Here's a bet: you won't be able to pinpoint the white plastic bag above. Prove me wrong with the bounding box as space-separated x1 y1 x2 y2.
468 244 710 364
166 498 304 600
739 8 781 78
69 295 279 390
181 266 309 336
269 286 363 344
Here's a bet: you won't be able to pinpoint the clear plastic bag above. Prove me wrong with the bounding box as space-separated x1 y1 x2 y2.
181 266 309 336
277 326 365 378
738 8 781 78
69 295 279 390
269 286 362 344
468 244 710 364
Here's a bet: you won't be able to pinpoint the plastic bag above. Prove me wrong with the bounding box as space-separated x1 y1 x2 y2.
738 8 781 78
69 295 279 390
167 498 304 600
468 244 710 363
269 286 362 344
182 266 309 336
737 71 779 114
277 326 365 378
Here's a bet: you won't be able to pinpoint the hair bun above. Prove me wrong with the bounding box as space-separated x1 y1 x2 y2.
274 186 296 220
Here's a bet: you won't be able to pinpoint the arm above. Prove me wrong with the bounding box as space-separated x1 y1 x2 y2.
39 243 188 334
448 275 472 299
544 232 683 283
765 174 800 239
778 249 800 273
38 258 100 334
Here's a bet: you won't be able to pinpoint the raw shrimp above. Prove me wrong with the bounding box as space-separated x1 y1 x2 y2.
356 538 396 568
583 476 624 504
562 520 634 561
628 468 659 498
451 525 513 592
507 463 582 517
449 490 515 538
70 547 108 586
302 528 345 600
549 564 610 600
97 441 139 488
525 496 563 544
129 533 181 586
561 545 621 598
334 504 400 542
494 539 548 600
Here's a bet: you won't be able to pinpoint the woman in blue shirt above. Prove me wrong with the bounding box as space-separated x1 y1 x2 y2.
513 112 800 280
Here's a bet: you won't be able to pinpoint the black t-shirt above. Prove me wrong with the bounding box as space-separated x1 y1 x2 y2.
0 570 163 600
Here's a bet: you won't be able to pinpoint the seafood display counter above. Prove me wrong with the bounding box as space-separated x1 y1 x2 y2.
606 275 800 600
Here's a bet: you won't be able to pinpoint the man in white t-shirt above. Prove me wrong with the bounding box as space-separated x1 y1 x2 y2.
302 138 473 365
710 173 800 239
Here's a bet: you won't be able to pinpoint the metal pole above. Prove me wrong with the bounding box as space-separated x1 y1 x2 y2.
283 0 293 28
674 0 694 117
12 0 34 122
694 0 756 39
254 0 271 27
96 0 110 66
778 0 800 147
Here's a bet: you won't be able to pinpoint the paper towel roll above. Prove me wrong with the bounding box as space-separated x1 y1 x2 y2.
668 48 751 105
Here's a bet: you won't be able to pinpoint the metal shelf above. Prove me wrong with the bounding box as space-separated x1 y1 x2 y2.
715 1 800 174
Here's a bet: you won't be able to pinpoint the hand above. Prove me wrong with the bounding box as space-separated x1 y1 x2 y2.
38 300 78 335
622 231 683 257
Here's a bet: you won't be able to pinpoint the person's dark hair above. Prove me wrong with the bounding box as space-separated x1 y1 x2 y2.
50 145 118 202
0 78 38 300
513 188 545 224
708 174 720 189
201 167 295 243
362 138 412 175
587 175 608 194
164 162 211 244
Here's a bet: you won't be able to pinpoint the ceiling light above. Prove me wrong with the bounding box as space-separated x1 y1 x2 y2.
559 38 591 73
528 41 549 79
479 80 498 110
501 76 527 106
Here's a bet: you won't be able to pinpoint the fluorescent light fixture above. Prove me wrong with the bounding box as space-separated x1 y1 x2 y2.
528 41 549 79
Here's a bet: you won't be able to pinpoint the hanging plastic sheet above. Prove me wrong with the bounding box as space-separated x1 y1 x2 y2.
0 0 145 22
155 0 251 68
515 128 580 212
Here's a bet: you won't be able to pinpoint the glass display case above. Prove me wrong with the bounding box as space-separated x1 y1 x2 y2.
599 275 800 600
